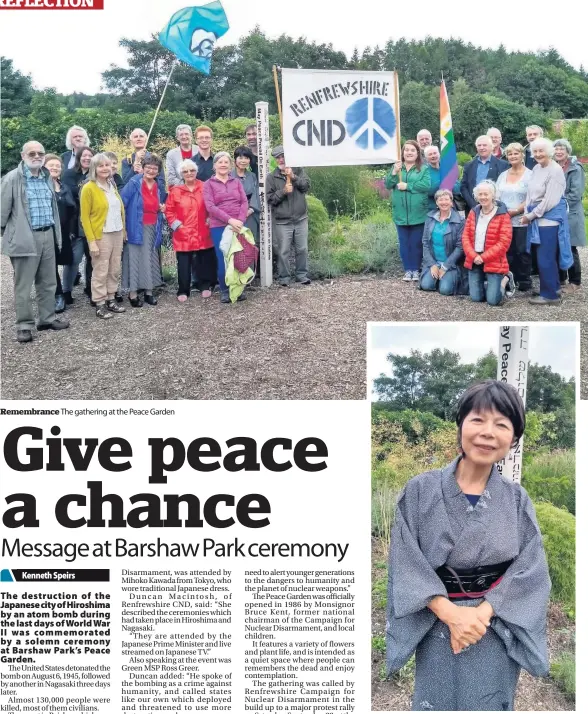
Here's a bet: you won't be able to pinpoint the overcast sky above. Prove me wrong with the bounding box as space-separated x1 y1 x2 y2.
368 323 578 399
1 0 586 94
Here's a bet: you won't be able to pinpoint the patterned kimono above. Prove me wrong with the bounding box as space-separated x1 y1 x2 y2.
386 458 551 711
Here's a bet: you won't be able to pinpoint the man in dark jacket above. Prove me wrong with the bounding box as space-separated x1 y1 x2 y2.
1 141 70 343
524 125 543 169
460 135 509 214
267 146 311 286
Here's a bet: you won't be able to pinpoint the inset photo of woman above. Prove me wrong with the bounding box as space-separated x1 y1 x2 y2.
369 322 577 712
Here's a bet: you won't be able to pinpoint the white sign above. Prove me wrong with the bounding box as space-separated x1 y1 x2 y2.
255 101 273 287
281 68 400 167
496 325 529 484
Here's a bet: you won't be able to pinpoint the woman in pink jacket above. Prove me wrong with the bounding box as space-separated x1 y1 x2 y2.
202 152 249 303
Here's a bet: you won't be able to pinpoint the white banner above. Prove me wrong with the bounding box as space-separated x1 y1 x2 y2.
496 325 529 483
282 68 400 167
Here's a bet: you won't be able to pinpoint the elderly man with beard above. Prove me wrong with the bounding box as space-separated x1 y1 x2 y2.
1 141 70 343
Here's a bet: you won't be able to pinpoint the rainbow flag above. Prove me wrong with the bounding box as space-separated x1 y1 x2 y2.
439 80 459 190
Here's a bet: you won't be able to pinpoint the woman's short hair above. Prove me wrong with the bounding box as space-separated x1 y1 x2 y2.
178 159 198 177
402 139 423 169
44 153 62 166
175 124 193 140
73 146 96 173
87 153 112 182
530 137 555 158
213 151 233 167
553 138 573 155
473 179 497 202
434 188 453 202
142 153 162 172
234 145 254 161
65 125 90 151
424 145 440 159
456 379 526 445
504 142 524 157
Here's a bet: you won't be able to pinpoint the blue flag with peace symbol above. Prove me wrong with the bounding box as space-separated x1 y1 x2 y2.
159 1 229 75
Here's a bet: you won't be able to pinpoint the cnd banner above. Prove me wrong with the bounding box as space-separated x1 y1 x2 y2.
281 68 400 167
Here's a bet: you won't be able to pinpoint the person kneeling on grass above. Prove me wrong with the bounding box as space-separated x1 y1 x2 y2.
461 180 515 306
419 189 467 296
80 154 127 319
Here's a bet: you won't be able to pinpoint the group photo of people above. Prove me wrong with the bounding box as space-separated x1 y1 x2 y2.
1 120 315 343
388 125 585 307
2 118 585 344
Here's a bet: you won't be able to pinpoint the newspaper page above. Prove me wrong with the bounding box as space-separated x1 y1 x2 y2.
0 401 371 713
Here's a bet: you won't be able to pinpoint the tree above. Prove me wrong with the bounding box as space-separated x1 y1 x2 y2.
1 57 34 117
373 348 475 420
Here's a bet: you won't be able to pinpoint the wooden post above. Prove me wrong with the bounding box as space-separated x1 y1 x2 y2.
496 325 529 483
272 64 283 137
256 101 273 288
393 70 401 160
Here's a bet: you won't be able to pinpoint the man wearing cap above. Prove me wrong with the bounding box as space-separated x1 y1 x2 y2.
1 141 70 343
266 146 311 286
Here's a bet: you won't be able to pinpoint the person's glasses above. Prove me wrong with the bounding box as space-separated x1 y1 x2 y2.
182 170 196 174
27 151 45 158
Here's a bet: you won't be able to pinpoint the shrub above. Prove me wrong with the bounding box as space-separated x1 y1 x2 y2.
372 407 447 444
457 151 472 166
306 195 330 249
550 653 575 698
306 165 385 218
534 502 575 616
523 450 575 514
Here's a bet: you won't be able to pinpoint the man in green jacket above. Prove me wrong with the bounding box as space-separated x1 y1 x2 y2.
267 145 311 287
1 141 70 343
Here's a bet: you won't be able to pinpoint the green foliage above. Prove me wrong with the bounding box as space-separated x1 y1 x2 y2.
457 151 472 166
161 265 177 284
523 450 575 515
309 216 398 279
1 57 34 118
306 195 330 248
553 120 588 157
373 348 576 437
307 166 364 217
550 653 575 698
371 407 447 444
372 572 387 610
535 502 575 616
372 635 386 652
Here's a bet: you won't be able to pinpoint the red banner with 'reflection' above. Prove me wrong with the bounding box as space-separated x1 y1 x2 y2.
0 0 103 8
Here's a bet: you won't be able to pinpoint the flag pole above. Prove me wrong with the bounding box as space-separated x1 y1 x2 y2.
147 59 179 147
272 65 283 137
393 70 401 159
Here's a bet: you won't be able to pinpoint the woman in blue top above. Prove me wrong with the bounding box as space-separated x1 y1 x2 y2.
420 189 467 295
120 154 167 307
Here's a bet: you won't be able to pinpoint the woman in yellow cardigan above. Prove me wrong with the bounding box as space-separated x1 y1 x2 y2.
80 154 127 319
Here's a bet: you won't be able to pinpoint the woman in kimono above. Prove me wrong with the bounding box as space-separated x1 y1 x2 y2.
387 380 550 711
